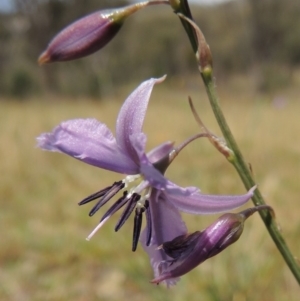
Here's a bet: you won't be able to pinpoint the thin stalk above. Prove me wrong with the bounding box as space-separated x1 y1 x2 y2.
169 0 198 52
202 69 300 284
171 0 300 284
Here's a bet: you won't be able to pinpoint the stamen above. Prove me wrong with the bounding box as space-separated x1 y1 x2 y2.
99 191 129 222
132 206 144 252
135 189 150 207
115 193 141 232
86 216 110 241
144 200 152 246
87 181 125 216
86 192 128 240
123 174 141 187
78 186 112 205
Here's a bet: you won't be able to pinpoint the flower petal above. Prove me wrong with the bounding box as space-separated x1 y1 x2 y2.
147 141 174 164
37 118 138 174
151 212 247 284
116 76 166 162
166 184 257 215
141 190 187 287
130 132 169 189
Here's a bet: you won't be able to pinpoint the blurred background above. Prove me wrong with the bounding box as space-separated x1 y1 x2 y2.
1 0 300 98
1 0 299 300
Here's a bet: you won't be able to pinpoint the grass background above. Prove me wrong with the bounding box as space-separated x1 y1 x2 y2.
0 78 299 300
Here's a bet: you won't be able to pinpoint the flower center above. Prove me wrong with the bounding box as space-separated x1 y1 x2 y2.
78 173 153 251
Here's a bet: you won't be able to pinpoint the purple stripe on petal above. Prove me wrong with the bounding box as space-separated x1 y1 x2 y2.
116 76 166 162
37 118 138 174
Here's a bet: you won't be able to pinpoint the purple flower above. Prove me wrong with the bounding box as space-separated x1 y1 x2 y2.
37 76 256 286
150 205 273 285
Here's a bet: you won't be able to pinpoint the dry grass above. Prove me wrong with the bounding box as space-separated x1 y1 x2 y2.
0 83 299 301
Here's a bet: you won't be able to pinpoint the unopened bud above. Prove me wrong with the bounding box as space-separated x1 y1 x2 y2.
38 1 168 64
151 205 273 284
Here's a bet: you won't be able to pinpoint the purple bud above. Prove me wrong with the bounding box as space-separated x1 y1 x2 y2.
38 2 166 64
38 10 121 64
151 205 273 284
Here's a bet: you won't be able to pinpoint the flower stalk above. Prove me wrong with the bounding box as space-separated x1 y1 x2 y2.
173 0 300 284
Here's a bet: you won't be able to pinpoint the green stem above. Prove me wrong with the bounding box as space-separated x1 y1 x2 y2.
169 0 198 52
171 0 300 285
202 70 300 284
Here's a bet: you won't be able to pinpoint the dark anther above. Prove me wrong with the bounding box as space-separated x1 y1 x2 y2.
78 186 111 205
161 231 201 260
132 206 144 252
144 200 152 246
115 193 141 232
99 191 129 223
78 181 124 217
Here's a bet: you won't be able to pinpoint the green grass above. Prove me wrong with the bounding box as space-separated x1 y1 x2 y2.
0 85 299 301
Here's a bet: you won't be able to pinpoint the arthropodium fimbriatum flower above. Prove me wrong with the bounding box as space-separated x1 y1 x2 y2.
37 76 256 286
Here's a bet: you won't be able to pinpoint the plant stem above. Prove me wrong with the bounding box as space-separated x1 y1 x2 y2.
202 69 300 284
171 0 300 285
169 0 198 52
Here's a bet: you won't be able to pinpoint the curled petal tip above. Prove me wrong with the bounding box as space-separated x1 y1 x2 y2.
249 185 257 195
157 74 167 83
150 275 177 286
38 51 51 65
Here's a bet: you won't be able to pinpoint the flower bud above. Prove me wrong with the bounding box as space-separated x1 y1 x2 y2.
151 205 273 284
38 1 163 64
